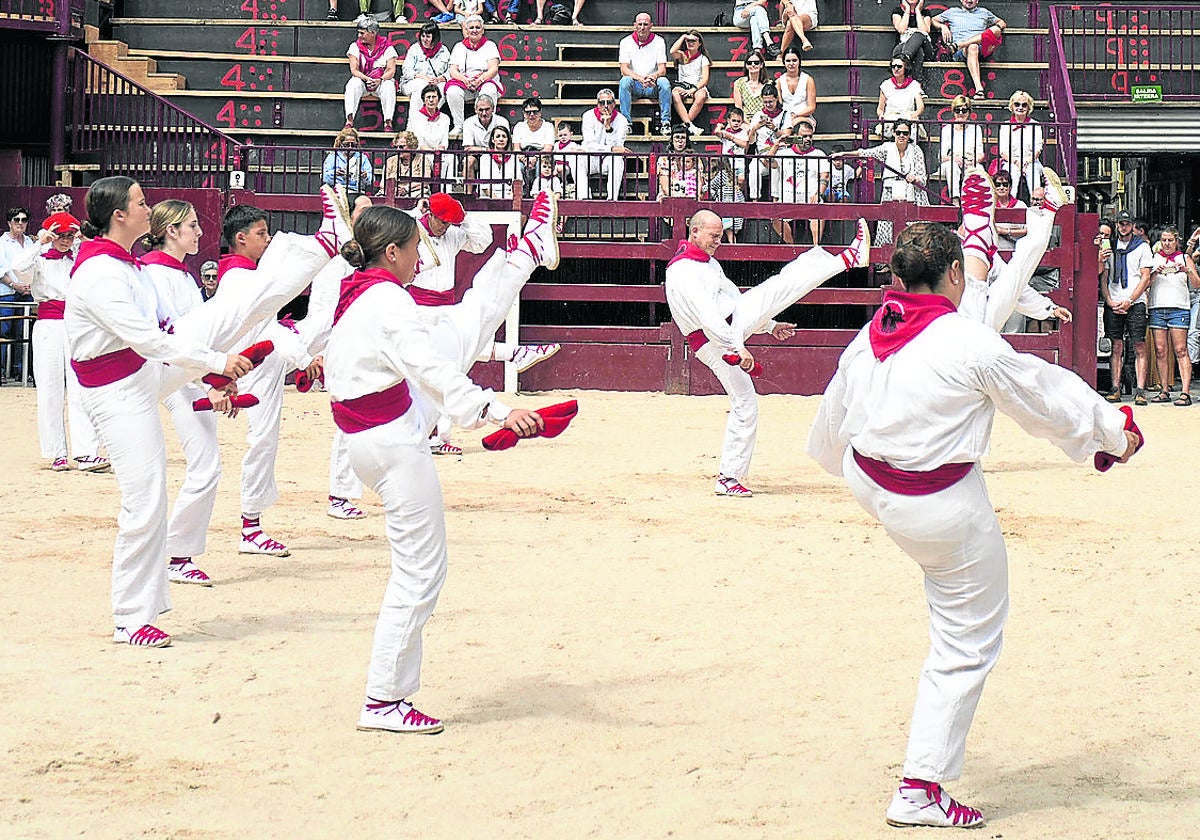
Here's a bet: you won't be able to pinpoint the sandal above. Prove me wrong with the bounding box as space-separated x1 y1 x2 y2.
1105 389 1121 402
1174 392 1192 406
1134 390 1149 406
1149 389 1172 403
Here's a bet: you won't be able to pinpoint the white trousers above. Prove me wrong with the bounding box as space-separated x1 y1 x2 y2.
85 232 328 630
695 246 845 481
972 208 1055 333
33 318 100 460
356 247 536 700
445 80 503 129
345 76 398 121
843 451 1007 783
239 350 287 515
576 152 624 200
164 383 221 559
329 427 362 499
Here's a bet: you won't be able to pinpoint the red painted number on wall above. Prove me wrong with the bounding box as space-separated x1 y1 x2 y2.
220 65 246 91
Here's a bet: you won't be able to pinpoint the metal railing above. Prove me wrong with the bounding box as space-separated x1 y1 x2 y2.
0 0 82 36
1051 3 1200 99
69 48 243 190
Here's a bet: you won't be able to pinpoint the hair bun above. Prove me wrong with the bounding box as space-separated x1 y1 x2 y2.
340 239 366 268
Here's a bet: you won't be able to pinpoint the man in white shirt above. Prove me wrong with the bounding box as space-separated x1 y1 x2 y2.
1 206 36 380
1103 210 1154 404
765 117 829 245
617 12 672 136
580 88 630 200
462 93 509 185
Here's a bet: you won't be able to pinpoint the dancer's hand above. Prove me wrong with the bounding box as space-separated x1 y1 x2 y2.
305 357 324 382
223 354 253 378
1117 430 1141 463
738 350 756 371
206 387 239 418
771 322 796 340
502 408 545 437
1049 306 1072 322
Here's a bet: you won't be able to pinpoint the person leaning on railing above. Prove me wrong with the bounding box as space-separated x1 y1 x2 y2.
763 115 828 246
323 126 376 215
658 126 701 199
478 123 520 199
834 118 927 246
382 130 430 199
939 94 984 202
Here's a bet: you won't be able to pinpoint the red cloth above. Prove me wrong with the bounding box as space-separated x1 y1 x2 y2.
192 394 260 411
852 449 973 495
43 212 80 233
333 267 404 326
201 340 275 389
356 36 390 79
428 192 465 224
868 289 957 361
141 250 191 273
1094 406 1143 472
71 347 146 387
666 239 711 267
41 248 71 261
481 400 578 451
218 253 257 280
70 236 142 277
721 353 764 378
407 285 455 306
37 300 65 320
331 380 413 433
295 368 325 393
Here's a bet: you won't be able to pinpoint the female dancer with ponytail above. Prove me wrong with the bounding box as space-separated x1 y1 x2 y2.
66 177 337 647
326 192 559 733
808 221 1141 828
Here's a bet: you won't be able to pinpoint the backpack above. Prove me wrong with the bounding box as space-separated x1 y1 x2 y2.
546 2 572 24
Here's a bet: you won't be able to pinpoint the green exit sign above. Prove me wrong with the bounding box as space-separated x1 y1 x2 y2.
1131 84 1163 103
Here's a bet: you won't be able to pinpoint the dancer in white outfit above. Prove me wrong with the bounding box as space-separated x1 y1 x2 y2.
807 220 1142 829
66 177 343 647
325 193 560 733
664 210 871 496
142 200 241 587
218 205 327 557
8 212 106 472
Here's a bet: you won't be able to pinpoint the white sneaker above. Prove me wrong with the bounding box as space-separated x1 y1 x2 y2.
430 441 464 457
840 218 871 270
239 529 291 557
167 558 213 586
686 122 703 136
316 184 353 257
510 343 561 373
1041 167 1071 213
75 455 111 473
113 624 172 648
516 190 560 270
715 476 753 497
356 698 444 734
327 496 367 519
50 456 70 471
885 780 985 829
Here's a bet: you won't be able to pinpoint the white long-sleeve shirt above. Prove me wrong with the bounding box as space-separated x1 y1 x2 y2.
407 212 493 294
325 280 508 430
807 312 1129 477
66 253 225 374
10 245 74 303
215 262 312 370
663 251 775 356
143 260 203 321
581 108 630 151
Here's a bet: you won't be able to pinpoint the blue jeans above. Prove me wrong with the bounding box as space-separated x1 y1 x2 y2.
484 0 519 14
618 76 671 126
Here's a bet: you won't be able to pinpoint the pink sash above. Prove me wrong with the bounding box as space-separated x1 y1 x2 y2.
852 449 973 496
331 380 414 433
407 286 455 306
71 347 147 388
37 299 65 320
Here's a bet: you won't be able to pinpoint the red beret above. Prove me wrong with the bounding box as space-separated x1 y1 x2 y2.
43 212 81 233
428 193 465 225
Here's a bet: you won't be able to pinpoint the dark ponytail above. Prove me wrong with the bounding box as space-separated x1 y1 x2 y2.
340 205 418 270
83 176 137 238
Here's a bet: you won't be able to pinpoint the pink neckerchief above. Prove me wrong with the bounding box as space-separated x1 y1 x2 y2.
680 49 700 63
790 143 820 155
333 267 407 326
761 105 782 119
357 37 390 79
218 253 257 280
42 247 73 262
556 139 574 150
631 30 653 47
891 75 913 90
490 152 513 166
420 42 441 59
1009 115 1031 126
869 289 957 361
419 105 442 121
1158 250 1183 268
666 239 711 267
462 35 489 51
142 250 191 273
592 106 613 123
996 196 1020 209
70 236 142 277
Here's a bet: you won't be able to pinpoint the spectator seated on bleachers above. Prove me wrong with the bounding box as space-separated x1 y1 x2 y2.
446 15 504 139
552 122 584 198
483 0 519 25
618 12 672 137
732 50 768 126
777 47 817 131
932 0 1006 100
534 0 586 26
478 124 519 199
779 0 818 54
990 171 1027 250
764 116 827 246
401 22 451 122
323 127 375 212
580 88 629 200
997 90 1044 204
328 0 407 22
382 130 430 199
939 94 984 201
462 93 509 186
658 126 701 199
837 118 926 245
513 97 554 152
891 0 935 85
406 84 456 185
344 15 399 132
426 0 458 25
877 56 924 139
733 0 780 58
745 83 789 200
455 0 486 23
669 30 712 137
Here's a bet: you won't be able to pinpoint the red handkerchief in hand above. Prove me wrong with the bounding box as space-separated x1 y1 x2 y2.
295 369 325 393
202 340 277 389
1094 406 1143 472
482 400 579 451
192 394 260 412
721 353 764 378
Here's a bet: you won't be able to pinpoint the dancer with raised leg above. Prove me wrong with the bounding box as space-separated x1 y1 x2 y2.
326 192 561 733
808 221 1141 829
664 210 870 496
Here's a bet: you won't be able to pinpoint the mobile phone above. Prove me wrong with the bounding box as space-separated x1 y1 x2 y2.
1100 238 1111 251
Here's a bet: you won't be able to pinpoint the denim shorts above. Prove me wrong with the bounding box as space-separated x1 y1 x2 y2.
1148 307 1190 330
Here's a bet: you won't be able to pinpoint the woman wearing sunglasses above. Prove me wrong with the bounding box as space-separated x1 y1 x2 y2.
876 55 924 140
938 94 984 201
669 29 712 136
997 90 1043 203
732 50 768 127
835 118 927 245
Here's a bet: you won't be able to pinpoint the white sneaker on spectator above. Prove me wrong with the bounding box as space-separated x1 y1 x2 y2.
1041 168 1072 213
357 698 444 734
885 779 985 829
510 343 561 372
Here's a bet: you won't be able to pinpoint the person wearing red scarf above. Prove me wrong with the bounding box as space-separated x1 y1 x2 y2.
325 196 560 733
876 55 925 139
665 210 870 496
997 90 1044 203
809 220 1139 829
7 211 106 472
445 16 503 138
343 15 399 133
617 12 672 135
400 22 451 120
668 30 712 136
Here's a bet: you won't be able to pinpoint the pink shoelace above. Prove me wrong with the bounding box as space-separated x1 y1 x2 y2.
125 625 170 646
900 779 983 826
958 176 995 264
841 225 866 270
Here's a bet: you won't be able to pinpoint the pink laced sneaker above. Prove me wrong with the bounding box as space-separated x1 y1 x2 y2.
357 698 445 734
512 190 560 269
715 476 753 497
113 624 172 648
510 343 561 373
75 455 111 473
885 779 985 829
168 558 213 586
429 442 464 457
327 495 368 519
239 527 291 557
316 184 353 257
959 166 997 267
840 218 872 271
50 456 70 471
